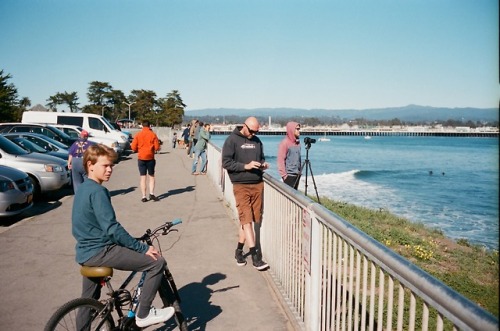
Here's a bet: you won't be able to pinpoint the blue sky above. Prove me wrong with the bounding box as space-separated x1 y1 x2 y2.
1 0 498 111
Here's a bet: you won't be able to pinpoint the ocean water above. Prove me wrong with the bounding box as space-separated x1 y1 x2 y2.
211 135 499 250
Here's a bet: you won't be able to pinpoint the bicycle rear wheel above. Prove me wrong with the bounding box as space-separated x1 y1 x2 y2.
44 297 115 331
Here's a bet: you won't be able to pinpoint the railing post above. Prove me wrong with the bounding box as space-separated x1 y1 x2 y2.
304 209 321 331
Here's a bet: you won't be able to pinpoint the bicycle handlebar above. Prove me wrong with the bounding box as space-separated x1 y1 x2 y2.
138 218 182 245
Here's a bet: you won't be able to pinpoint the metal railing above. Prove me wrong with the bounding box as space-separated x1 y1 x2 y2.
206 142 498 331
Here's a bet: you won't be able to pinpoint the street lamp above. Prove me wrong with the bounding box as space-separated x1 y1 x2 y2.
123 101 136 122
101 105 106 117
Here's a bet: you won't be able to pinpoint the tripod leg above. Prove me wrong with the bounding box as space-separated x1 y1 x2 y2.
293 160 306 190
306 161 321 204
304 160 309 196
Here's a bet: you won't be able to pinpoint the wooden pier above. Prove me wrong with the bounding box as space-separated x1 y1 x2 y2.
211 130 498 138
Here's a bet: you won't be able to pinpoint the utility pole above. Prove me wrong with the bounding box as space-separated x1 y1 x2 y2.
123 101 136 121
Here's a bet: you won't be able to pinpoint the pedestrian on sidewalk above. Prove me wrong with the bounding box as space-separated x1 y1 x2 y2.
181 124 190 149
67 130 94 193
277 121 302 189
172 132 178 149
187 119 198 157
131 120 161 202
221 116 269 270
72 144 175 329
191 122 211 175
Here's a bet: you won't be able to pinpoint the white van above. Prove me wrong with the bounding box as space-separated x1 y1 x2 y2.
22 111 129 150
51 124 123 155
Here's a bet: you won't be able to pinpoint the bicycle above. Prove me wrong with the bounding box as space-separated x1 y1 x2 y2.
44 219 189 331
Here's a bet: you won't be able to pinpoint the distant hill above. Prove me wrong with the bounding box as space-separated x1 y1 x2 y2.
185 105 499 122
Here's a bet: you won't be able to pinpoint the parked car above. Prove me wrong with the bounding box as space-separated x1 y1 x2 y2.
0 165 34 217
51 124 123 155
110 122 133 143
0 123 76 147
3 134 68 160
21 111 129 150
0 135 70 199
3 132 69 160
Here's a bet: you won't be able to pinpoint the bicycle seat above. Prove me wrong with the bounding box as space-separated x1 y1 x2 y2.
80 266 113 278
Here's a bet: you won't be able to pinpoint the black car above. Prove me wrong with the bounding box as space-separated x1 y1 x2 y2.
0 123 76 147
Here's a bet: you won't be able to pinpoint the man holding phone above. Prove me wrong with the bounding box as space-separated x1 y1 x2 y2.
221 116 269 270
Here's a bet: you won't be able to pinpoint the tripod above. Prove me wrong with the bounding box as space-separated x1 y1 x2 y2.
294 141 321 204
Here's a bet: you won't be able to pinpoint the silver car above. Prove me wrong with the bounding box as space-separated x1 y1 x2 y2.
3 133 69 160
0 165 34 217
0 135 70 199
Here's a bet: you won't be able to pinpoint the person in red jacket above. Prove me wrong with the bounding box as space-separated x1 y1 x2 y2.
131 120 161 202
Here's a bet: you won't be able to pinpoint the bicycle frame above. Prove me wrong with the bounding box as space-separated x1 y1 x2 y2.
45 219 186 331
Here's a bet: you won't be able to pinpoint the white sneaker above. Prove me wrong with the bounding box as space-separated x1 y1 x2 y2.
136 307 175 328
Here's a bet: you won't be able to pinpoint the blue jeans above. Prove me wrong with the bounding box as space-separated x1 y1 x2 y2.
71 157 87 193
192 148 207 173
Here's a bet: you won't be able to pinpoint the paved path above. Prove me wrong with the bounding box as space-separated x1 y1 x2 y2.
0 147 293 331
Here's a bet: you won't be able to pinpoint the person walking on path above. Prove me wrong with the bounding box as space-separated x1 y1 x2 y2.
191 122 211 175
72 144 175 329
67 130 94 193
192 121 201 151
187 119 198 157
131 120 161 202
277 121 302 189
172 132 178 149
221 116 269 270
181 124 190 149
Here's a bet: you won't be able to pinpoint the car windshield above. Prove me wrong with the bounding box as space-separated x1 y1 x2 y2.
48 126 73 141
0 135 30 155
101 117 116 131
28 134 69 150
8 137 47 153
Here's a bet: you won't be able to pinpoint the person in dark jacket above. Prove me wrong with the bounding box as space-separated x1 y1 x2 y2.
181 124 190 149
221 116 269 270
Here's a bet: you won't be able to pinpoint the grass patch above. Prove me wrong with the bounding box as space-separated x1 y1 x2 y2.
318 197 499 317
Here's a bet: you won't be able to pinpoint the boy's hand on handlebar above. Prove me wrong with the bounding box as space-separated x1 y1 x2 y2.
145 246 161 260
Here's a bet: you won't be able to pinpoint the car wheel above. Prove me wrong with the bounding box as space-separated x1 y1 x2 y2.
28 175 42 201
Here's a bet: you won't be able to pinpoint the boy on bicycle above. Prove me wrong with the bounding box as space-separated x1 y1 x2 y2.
71 144 175 328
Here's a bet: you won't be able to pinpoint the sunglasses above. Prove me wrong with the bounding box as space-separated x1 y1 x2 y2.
245 123 259 135
296 127 301 131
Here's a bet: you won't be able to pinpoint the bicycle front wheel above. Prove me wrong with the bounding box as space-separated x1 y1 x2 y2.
44 297 115 331
159 272 189 331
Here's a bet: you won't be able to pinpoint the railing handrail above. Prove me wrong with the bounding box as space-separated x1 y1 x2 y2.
207 141 499 331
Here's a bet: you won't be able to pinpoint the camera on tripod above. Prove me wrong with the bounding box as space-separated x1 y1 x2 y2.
297 136 321 204
303 137 316 149
304 137 316 144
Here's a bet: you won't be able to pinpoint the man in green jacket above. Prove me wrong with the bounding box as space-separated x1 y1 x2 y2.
191 122 211 175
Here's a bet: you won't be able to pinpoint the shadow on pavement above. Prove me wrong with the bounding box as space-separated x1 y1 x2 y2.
163 186 195 199
155 273 235 331
110 186 137 197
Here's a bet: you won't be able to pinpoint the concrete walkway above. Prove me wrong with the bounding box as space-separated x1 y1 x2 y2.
0 146 293 330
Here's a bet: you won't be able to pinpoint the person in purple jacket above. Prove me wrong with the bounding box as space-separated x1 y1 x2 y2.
67 130 94 193
277 122 302 189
